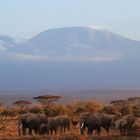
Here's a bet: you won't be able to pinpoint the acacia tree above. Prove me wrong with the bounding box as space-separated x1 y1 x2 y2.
13 100 32 113
33 95 61 116
33 95 61 106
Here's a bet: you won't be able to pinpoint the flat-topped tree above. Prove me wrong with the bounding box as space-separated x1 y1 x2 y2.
13 100 32 111
33 95 61 106
128 97 140 104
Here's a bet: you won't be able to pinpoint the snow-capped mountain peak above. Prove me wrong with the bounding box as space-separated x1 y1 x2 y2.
88 25 105 30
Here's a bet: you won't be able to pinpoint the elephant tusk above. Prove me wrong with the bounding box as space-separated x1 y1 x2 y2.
18 123 22 129
80 123 84 129
76 123 79 128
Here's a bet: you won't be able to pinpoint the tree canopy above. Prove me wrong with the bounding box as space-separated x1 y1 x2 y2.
33 95 61 106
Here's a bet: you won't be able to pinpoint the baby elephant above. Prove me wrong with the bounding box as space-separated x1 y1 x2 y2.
39 124 49 135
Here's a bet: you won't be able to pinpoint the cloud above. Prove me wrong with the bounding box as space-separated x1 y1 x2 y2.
13 53 48 60
10 52 121 62
49 55 120 62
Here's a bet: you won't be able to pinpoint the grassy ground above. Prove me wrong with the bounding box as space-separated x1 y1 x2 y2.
0 136 140 140
0 118 139 140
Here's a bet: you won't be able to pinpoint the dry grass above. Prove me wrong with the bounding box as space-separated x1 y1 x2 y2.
0 136 140 140
0 118 139 140
0 97 139 140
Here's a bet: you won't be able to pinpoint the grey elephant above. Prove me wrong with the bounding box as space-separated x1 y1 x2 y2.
80 113 101 135
18 113 48 135
55 116 70 133
48 118 58 134
100 113 116 133
126 115 135 135
115 118 127 135
115 115 135 135
80 113 116 135
39 124 49 135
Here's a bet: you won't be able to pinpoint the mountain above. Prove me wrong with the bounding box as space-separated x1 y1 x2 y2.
1 26 140 90
0 35 15 50
9 26 140 61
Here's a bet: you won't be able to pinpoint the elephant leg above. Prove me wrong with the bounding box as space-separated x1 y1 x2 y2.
105 127 110 134
54 128 57 135
87 128 90 135
127 125 132 134
97 128 101 136
64 126 66 133
18 123 22 136
120 130 123 135
67 125 70 132
80 128 84 135
18 129 21 136
23 127 26 135
60 126 63 133
18 126 21 136
120 128 125 136
80 124 86 135
35 128 38 135
29 128 32 135
50 129 53 135
87 127 92 135
47 129 49 134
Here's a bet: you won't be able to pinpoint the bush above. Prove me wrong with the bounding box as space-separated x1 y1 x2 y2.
67 100 103 116
119 106 132 116
29 105 43 114
44 104 67 117
102 105 116 114
132 105 140 117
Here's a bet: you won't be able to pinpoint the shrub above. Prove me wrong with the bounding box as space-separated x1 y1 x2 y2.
102 105 116 114
29 105 43 114
44 104 67 117
132 105 140 117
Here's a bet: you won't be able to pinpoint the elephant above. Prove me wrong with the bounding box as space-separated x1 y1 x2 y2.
80 113 101 135
100 114 116 133
115 118 127 135
80 113 116 135
55 116 70 133
126 115 135 135
115 115 135 135
18 113 48 135
39 124 49 135
48 118 58 134
39 116 70 135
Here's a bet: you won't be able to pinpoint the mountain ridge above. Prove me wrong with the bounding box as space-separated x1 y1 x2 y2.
6 26 140 62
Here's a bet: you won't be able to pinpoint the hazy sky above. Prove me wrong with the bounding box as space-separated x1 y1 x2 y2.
0 0 140 40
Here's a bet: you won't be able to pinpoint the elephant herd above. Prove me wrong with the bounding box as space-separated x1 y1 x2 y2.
18 112 135 136
79 113 136 135
18 113 70 135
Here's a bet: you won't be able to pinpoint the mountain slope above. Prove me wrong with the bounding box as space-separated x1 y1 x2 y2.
0 35 15 51
9 26 140 61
